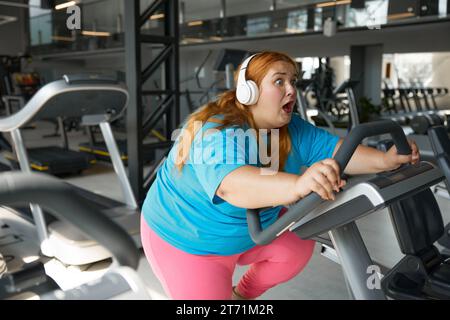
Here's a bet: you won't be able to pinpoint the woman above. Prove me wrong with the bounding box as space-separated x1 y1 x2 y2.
140 51 419 300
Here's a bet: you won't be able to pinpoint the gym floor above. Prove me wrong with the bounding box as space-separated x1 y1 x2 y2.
5 120 450 300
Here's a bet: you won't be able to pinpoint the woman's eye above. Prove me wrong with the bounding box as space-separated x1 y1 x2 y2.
291 79 298 86
275 79 283 86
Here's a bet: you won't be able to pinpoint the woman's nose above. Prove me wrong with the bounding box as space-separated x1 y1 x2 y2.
286 84 296 96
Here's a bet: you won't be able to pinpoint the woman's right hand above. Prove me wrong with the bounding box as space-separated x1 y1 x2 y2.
294 159 346 201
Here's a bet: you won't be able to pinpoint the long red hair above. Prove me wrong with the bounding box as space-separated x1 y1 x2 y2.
175 51 298 172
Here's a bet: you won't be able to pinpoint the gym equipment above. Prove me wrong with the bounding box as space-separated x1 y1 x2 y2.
427 125 450 255
0 75 141 266
214 49 248 72
297 78 360 137
77 69 159 164
4 145 95 176
236 54 259 105
192 49 242 107
382 188 450 299
374 129 450 298
180 49 251 113
0 56 96 175
345 80 449 163
246 120 444 299
0 55 38 103
380 81 449 130
331 79 360 129
409 113 445 135
0 172 149 300
296 59 357 135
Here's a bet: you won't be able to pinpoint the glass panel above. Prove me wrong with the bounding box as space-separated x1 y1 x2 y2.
297 57 320 79
29 0 51 17
28 0 450 55
246 16 271 36
226 0 275 16
393 53 433 87
82 0 122 34
314 7 322 31
29 0 52 46
30 14 53 45
286 9 308 33
182 0 222 21
277 0 328 9
382 52 450 111
439 0 448 16
345 0 388 28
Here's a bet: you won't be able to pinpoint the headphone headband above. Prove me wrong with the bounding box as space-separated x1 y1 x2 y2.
240 54 258 71
237 54 258 85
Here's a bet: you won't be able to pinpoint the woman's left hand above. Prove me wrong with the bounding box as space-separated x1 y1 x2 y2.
383 139 420 171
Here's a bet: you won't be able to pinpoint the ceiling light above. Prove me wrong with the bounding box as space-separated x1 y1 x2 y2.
81 30 111 37
55 1 77 10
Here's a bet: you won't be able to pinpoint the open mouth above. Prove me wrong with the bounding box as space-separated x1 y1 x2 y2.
282 101 294 114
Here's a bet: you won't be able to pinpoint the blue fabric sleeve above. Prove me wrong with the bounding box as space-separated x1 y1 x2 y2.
190 127 258 203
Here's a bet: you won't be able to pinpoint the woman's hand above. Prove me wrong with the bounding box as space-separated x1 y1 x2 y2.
294 159 346 201
383 139 420 171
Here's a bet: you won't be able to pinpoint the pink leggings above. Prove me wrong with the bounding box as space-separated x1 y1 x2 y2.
140 214 315 300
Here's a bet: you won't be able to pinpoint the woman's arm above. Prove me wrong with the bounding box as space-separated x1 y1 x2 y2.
217 138 419 209
217 159 345 209
216 166 299 209
332 139 420 175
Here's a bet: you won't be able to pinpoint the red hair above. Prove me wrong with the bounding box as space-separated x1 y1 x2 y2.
175 51 299 172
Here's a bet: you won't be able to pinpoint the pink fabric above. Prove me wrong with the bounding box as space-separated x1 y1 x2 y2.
140 211 315 300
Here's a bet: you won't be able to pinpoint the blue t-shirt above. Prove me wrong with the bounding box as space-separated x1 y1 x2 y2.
141 114 339 255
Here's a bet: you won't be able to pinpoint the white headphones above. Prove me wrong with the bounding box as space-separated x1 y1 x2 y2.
236 54 259 105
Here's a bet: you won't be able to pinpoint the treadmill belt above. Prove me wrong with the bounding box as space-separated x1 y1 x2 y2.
7 146 95 176
79 140 155 163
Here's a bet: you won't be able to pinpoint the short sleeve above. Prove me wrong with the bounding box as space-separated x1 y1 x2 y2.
188 125 258 203
289 115 340 167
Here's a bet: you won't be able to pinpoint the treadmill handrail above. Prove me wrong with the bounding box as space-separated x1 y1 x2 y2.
0 172 139 269
247 120 411 245
0 80 128 132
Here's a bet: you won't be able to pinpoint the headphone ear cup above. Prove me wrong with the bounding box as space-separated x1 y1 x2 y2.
237 83 251 105
246 80 259 105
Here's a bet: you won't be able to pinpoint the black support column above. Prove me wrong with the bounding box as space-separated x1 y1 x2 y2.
124 0 180 204
350 44 383 118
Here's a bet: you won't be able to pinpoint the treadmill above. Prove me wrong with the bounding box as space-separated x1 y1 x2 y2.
0 172 149 300
0 75 141 266
297 79 360 137
247 120 444 299
1 93 95 176
4 145 96 176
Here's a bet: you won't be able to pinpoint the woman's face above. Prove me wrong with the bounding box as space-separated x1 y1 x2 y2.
249 61 298 129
